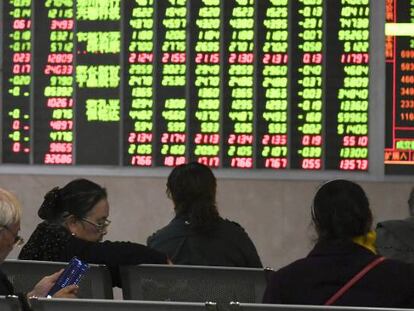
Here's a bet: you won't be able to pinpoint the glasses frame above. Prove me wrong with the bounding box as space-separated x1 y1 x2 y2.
1 225 24 246
80 218 111 233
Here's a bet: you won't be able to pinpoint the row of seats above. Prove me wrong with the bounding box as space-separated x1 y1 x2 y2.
2 260 269 302
0 296 403 311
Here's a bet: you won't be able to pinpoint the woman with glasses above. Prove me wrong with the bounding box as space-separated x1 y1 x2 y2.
19 178 168 287
0 187 77 302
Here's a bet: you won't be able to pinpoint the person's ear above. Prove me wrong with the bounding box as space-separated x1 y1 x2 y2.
65 215 80 236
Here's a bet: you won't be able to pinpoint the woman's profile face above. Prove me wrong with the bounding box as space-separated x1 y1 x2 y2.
71 199 110 242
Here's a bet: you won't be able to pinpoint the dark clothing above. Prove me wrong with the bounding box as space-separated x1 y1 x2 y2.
263 240 414 308
147 216 262 268
0 268 14 295
0 268 31 311
376 217 414 263
18 222 168 287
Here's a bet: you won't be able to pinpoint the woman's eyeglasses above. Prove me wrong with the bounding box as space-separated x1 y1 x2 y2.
81 218 111 233
1 225 24 246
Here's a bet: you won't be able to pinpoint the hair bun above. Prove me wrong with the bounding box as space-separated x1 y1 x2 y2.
38 187 61 220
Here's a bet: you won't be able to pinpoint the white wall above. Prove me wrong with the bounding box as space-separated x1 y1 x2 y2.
4 175 412 270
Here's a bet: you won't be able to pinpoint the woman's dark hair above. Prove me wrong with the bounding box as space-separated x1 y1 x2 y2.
311 179 372 241
38 178 107 222
167 162 219 233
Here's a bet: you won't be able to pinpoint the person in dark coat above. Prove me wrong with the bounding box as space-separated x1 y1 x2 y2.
0 188 77 301
375 187 414 263
147 162 262 267
19 179 168 287
263 179 414 308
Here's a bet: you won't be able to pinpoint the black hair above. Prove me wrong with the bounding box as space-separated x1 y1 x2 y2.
38 178 107 223
311 179 372 241
167 162 219 233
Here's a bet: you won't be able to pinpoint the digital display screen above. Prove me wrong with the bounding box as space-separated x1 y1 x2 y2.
385 0 414 175
1 0 372 171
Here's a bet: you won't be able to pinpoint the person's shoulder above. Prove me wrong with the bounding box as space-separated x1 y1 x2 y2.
267 257 309 281
215 218 258 246
147 217 188 245
220 218 244 229
219 218 251 236
377 218 414 229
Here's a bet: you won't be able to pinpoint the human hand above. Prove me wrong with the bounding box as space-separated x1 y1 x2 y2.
52 284 78 298
167 258 173 265
27 269 63 298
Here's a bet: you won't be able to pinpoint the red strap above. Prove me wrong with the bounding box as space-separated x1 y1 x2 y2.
325 256 386 305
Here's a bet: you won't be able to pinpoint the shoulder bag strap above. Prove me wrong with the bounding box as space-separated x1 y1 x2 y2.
325 256 386 305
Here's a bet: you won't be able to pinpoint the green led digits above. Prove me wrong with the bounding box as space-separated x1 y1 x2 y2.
195 111 220 122
128 144 152 155
198 99 220 110
167 122 186 132
231 100 253 110
44 87 73 97
225 0 255 168
263 112 287 122
261 146 288 157
265 100 288 110
131 87 152 97
162 76 186 86
268 123 287 134
396 141 414 150
134 122 153 131
129 110 152 120
49 131 72 142
201 122 219 132
340 148 368 158
194 145 220 156
52 109 72 120
162 110 186 121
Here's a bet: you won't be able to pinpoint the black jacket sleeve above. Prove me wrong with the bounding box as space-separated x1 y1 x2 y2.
66 238 168 287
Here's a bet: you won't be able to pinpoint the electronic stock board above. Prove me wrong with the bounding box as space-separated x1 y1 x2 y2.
1 0 410 178
385 0 414 175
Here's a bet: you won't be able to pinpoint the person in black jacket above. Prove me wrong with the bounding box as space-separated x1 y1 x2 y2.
0 187 77 299
263 179 414 308
18 179 168 287
147 162 262 267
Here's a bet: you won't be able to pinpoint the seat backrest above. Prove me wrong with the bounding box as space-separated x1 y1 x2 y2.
2 259 113 299
120 264 267 303
30 298 209 311
233 303 405 311
0 295 21 311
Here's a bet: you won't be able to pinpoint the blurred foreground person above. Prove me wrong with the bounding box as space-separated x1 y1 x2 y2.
148 162 262 267
263 179 414 307
19 179 168 286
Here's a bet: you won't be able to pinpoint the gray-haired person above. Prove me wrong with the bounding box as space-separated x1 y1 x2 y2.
0 188 77 300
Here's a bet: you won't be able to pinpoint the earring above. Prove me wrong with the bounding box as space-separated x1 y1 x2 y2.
71 232 76 236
